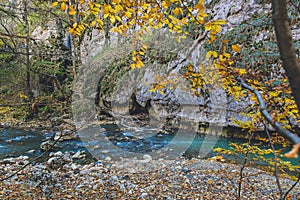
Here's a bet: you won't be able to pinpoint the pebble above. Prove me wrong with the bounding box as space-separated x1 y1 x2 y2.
104 156 112 161
72 151 86 159
27 149 35 154
101 150 109 154
0 155 300 199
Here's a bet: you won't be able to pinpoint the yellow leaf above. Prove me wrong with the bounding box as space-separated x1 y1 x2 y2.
80 0 85 4
51 2 58 7
130 63 136 69
112 0 121 4
77 25 85 31
73 23 78 28
205 24 212 31
115 5 123 12
239 68 246 75
61 2 66 11
124 11 132 18
158 89 164 94
110 15 116 24
69 28 75 34
222 39 228 43
228 60 234 65
219 55 226 62
172 8 181 16
206 50 218 59
136 60 144 68
232 44 241 53
115 15 121 22
104 13 109 18
223 53 230 58
103 4 109 14
96 19 104 26
90 21 96 26
149 87 157 92
68 6 76 15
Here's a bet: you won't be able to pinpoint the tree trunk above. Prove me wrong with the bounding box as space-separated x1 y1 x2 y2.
22 0 32 99
272 0 300 111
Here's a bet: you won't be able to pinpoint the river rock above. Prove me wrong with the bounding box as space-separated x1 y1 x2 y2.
1 158 16 164
53 151 63 157
27 149 36 154
54 130 78 141
50 117 64 126
40 140 58 151
72 151 86 159
104 156 112 161
101 150 109 154
141 154 152 163
46 153 72 170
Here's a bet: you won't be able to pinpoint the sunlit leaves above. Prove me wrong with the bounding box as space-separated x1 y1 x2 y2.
51 0 228 65
148 73 179 94
51 2 58 7
213 143 300 175
205 20 226 34
206 50 218 59
61 2 67 11
232 44 241 53
68 5 76 15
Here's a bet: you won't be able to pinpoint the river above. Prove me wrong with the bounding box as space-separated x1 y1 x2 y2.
0 126 299 168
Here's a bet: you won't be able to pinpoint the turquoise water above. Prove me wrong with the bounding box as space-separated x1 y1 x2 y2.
0 128 87 160
0 126 299 169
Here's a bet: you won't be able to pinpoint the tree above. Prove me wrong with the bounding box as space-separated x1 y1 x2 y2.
272 0 300 112
0 0 76 120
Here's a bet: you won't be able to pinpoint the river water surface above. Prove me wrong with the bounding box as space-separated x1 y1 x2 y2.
0 126 299 168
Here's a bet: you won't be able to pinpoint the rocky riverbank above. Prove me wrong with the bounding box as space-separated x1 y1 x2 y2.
0 154 299 199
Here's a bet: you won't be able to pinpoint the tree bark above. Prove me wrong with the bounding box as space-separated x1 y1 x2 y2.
272 0 300 111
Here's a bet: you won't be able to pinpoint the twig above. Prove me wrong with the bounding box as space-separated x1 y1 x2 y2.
264 123 283 199
283 170 300 199
237 132 254 199
0 125 69 181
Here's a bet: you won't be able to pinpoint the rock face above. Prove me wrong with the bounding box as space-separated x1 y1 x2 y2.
74 1 298 132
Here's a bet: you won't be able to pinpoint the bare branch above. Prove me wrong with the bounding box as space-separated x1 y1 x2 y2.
264 123 283 199
237 132 254 200
0 125 68 182
283 170 300 199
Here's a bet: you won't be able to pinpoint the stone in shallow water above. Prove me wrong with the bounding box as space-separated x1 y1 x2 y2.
104 156 112 161
27 149 36 154
72 151 86 159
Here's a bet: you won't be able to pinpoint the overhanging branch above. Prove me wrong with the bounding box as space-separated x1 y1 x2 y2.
236 76 300 145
